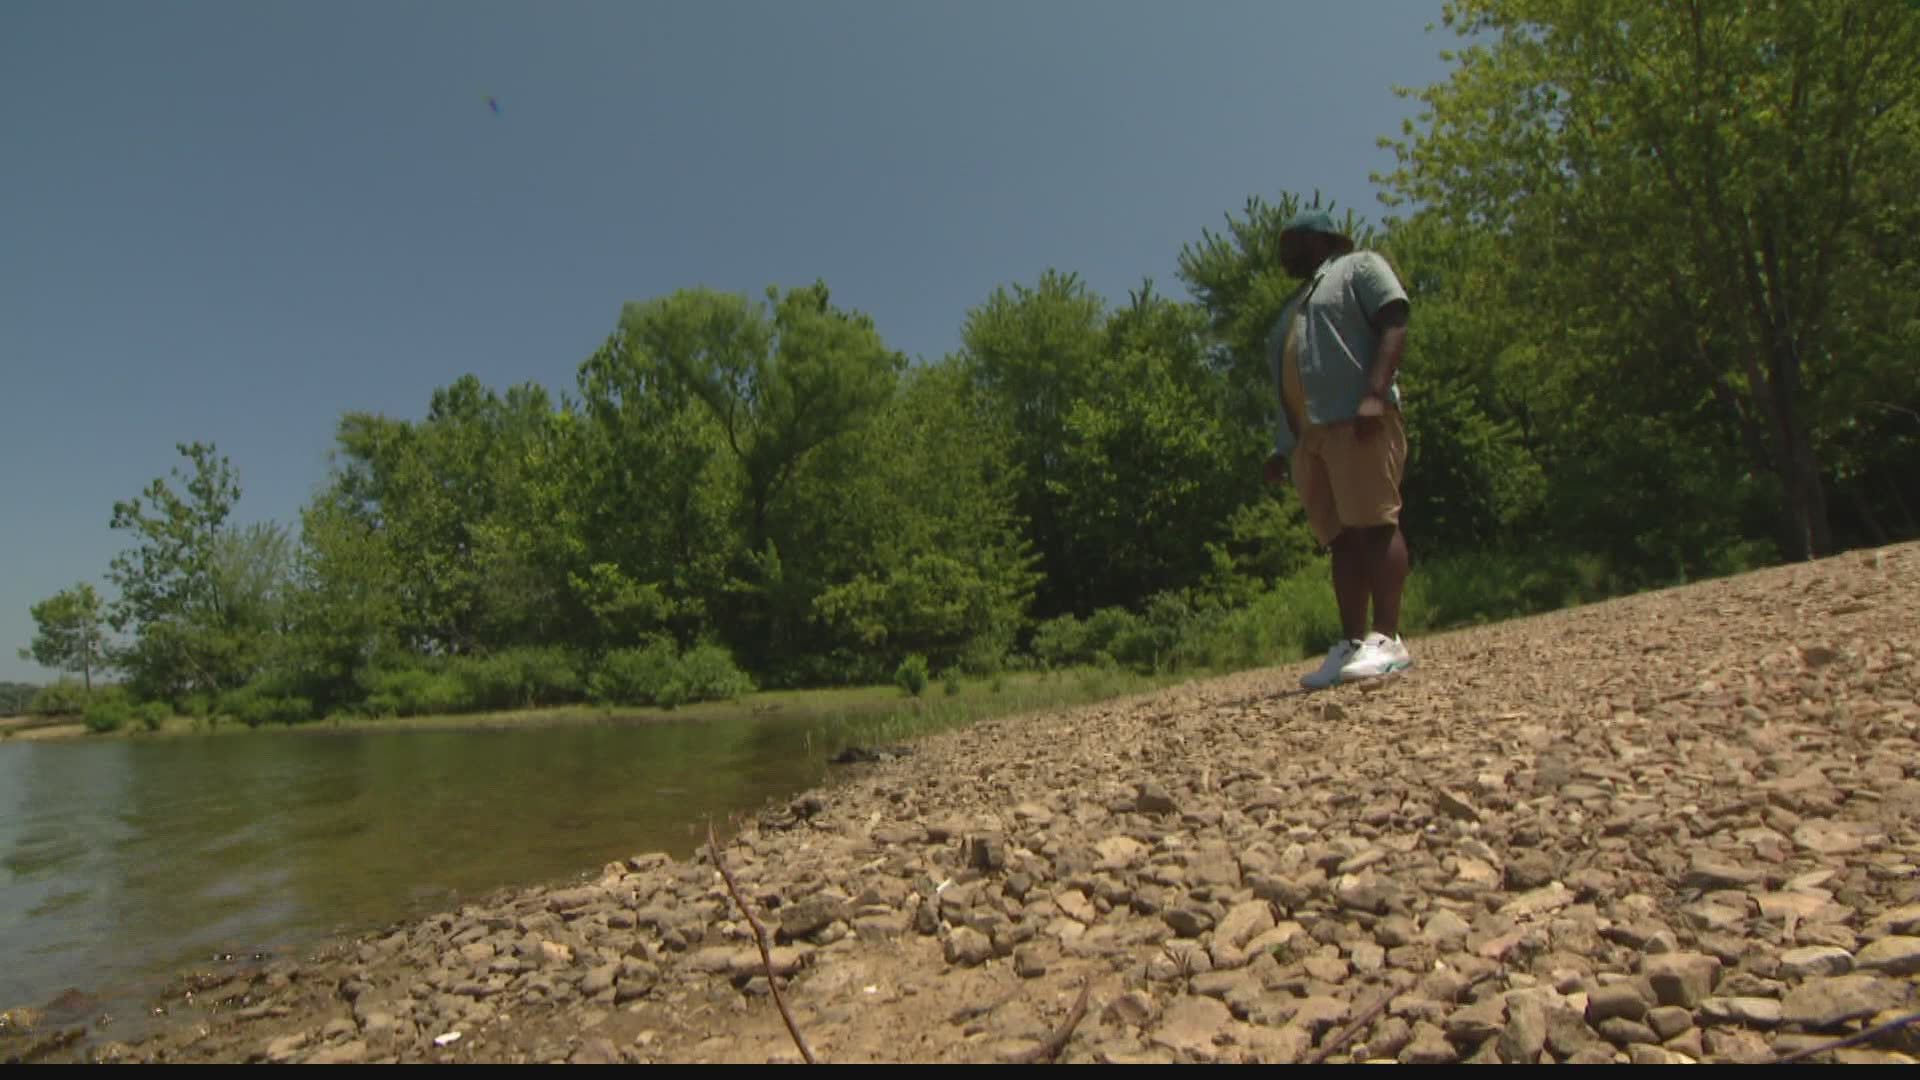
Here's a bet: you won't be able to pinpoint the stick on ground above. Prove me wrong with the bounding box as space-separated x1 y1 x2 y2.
707 822 818 1065
1004 981 1092 1064
1772 1009 1920 1064
1305 984 1399 1065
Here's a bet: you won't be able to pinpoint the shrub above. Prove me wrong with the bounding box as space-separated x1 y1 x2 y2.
1029 615 1089 671
216 683 314 727
451 647 584 711
360 665 472 717
894 654 930 698
84 697 132 733
674 643 755 704
29 680 91 717
589 640 681 708
136 701 170 732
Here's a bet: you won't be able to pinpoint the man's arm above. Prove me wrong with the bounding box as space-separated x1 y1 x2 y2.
1366 300 1410 400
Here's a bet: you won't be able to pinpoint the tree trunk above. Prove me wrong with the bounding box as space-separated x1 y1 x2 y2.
1847 481 1889 547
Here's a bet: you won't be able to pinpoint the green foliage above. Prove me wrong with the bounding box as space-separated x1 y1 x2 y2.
360 665 471 718
212 673 314 727
448 647 583 711
589 640 753 709
674 644 757 704
893 654 930 698
65 20 1920 719
0 682 37 716
136 701 170 732
20 583 110 691
84 696 131 734
30 680 92 717
1381 0 1920 559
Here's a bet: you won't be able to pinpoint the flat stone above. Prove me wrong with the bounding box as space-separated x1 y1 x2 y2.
1793 819 1878 856
1866 904 1920 935
1506 852 1556 890
1779 945 1853 979
1055 889 1098 925
1376 914 1418 948
1697 997 1782 1027
1214 900 1275 954
1350 940 1387 975
1399 1022 1458 1065
263 1033 308 1063
1644 952 1721 1008
1165 908 1215 938
1585 983 1651 1024
1135 784 1179 815
1444 997 1507 1044
1704 1022 1774 1060
1595 1017 1661 1047
548 887 600 913
1684 853 1765 890
1854 935 1920 976
1500 995 1547 1064
944 927 993 967
1149 996 1231 1059
1645 1005 1693 1041
306 1040 369 1065
1781 974 1903 1029
1095 836 1148 870
725 946 804 978
1436 789 1481 822
1455 857 1502 891
1629 1045 1695 1065
778 895 848 940
1293 995 1350 1037
1014 946 1048 979
1105 989 1159 1027
581 963 617 995
1422 909 1472 944
1499 882 1575 919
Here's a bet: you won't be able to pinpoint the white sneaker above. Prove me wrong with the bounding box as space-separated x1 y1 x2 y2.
1301 638 1363 691
1341 632 1413 681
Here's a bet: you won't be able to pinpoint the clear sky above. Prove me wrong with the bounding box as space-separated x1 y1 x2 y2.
1 0 1455 682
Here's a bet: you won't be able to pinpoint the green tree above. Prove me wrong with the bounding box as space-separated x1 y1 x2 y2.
107 443 282 698
959 270 1108 617
20 583 109 692
609 283 904 671
1382 0 1920 559
324 378 585 655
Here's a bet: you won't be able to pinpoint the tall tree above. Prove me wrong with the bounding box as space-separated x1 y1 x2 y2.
1381 0 1920 559
107 442 278 697
610 283 904 669
20 583 109 691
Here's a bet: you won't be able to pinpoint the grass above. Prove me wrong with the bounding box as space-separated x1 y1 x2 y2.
0 666 1188 745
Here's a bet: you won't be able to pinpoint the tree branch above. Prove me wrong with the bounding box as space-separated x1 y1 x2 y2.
706 822 817 1064
1002 981 1091 1064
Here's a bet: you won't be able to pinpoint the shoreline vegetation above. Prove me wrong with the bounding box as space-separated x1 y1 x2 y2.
6 538 1719 747
0 664 1188 747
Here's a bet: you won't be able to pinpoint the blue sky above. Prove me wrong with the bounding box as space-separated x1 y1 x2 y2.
1 0 1454 682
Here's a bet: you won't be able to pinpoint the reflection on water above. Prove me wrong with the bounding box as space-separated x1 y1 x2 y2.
0 713 839 1018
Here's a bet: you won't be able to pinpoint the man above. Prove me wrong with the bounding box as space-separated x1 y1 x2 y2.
1263 208 1413 689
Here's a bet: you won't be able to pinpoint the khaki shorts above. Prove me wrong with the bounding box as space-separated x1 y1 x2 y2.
1291 408 1407 547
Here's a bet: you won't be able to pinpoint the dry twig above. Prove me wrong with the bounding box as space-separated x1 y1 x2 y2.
1773 1009 1920 1065
1003 981 1092 1064
1305 983 1400 1065
706 822 818 1064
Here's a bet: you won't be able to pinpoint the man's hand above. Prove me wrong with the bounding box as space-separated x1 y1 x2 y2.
1263 453 1289 487
1354 393 1387 441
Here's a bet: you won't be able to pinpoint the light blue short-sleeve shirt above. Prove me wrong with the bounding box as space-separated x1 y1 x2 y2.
1266 251 1409 457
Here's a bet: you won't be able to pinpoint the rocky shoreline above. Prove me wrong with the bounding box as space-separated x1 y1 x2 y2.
13 545 1920 1064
